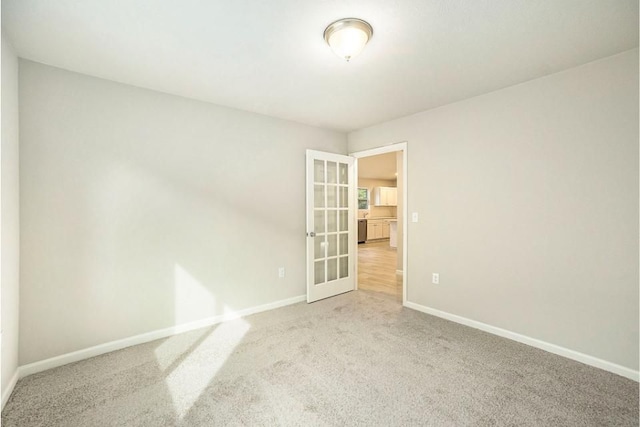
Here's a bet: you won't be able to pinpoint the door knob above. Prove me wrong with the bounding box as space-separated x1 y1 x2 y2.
307 232 316 237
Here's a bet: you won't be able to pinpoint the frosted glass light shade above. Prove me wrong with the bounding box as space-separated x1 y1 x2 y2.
324 18 373 62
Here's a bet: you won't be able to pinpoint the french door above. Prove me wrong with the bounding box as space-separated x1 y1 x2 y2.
306 150 356 302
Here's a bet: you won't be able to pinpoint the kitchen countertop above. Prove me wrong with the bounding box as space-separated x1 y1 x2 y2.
365 217 397 220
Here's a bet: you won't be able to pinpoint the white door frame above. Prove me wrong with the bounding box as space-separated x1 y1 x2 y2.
350 142 408 306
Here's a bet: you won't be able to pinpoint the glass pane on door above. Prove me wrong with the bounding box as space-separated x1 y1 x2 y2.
339 163 348 184
327 210 337 233
327 234 337 257
314 261 325 285
314 210 325 234
314 160 325 183
327 185 337 208
339 187 348 208
327 162 337 184
327 258 337 281
314 237 325 260
339 256 348 278
339 210 348 232
314 185 324 208
339 233 348 255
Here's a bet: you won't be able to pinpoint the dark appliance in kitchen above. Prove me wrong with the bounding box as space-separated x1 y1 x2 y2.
358 219 367 243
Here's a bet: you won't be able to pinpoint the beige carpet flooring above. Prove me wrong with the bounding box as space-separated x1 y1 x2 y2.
2 290 638 426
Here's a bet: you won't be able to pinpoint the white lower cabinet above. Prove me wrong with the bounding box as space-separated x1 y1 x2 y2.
367 220 390 240
382 222 390 238
367 222 381 239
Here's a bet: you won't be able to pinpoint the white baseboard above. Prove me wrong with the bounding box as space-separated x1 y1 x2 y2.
1 369 19 410
404 301 639 382
18 294 306 379
395 270 403 276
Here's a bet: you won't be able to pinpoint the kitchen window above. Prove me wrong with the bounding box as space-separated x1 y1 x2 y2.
358 187 369 210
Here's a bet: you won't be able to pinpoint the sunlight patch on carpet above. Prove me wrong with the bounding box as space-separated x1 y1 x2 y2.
163 316 249 418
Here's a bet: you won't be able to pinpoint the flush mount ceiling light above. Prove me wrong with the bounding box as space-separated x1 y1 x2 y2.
323 18 373 62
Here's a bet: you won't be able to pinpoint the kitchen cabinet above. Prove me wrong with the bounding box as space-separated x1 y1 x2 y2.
367 219 391 240
367 221 382 240
382 222 390 238
373 187 397 206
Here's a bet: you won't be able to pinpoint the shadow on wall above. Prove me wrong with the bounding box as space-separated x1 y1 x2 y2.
19 58 344 367
21 133 305 365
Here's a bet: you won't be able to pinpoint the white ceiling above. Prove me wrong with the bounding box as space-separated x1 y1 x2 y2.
359 153 397 180
3 1 638 132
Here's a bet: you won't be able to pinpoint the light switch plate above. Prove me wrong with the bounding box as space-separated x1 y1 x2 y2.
412 212 419 222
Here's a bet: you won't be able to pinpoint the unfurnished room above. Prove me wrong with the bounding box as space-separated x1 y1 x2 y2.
1 1 639 426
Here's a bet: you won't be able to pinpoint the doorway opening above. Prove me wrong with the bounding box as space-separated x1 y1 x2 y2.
351 143 407 305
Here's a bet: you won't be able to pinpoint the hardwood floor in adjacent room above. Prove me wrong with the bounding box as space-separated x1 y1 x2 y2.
357 239 402 302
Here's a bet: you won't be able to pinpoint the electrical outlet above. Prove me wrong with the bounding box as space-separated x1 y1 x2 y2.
278 267 285 278
432 273 439 284
412 212 419 223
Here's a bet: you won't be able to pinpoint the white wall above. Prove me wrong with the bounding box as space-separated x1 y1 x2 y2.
1 34 21 406
18 60 347 365
349 49 639 371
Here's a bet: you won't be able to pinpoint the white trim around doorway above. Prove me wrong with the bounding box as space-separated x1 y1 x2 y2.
350 142 408 306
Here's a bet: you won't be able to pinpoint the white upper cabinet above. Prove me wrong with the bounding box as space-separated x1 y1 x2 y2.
373 187 398 206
